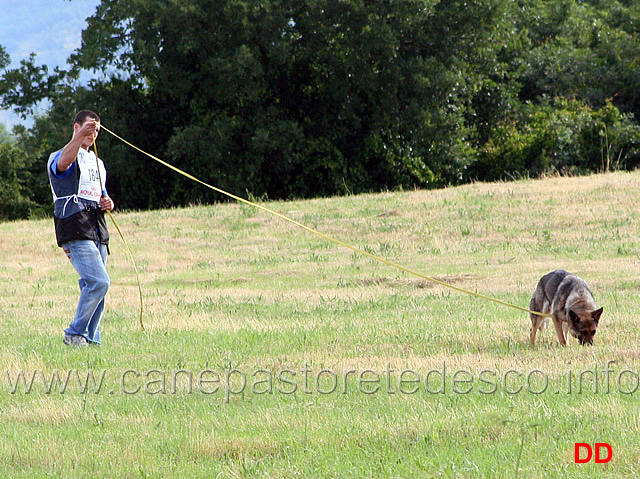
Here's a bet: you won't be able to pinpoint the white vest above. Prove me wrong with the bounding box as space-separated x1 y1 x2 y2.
76 149 106 202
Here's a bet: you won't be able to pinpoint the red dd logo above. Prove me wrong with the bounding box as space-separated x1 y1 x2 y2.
574 443 613 464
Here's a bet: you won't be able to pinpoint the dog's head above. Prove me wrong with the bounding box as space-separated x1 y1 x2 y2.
568 307 603 345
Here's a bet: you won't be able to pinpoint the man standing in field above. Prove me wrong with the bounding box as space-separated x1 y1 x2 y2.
47 110 114 347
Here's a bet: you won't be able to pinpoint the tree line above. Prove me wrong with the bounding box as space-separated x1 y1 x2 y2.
1 0 639 220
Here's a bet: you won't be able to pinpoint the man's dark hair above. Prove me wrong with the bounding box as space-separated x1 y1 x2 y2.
74 110 100 125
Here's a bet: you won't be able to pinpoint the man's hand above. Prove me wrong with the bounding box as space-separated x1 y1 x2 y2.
58 119 101 173
75 119 100 145
100 195 114 212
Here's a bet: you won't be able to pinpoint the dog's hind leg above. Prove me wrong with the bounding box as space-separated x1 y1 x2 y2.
530 314 547 345
529 295 547 345
552 318 568 346
529 314 537 344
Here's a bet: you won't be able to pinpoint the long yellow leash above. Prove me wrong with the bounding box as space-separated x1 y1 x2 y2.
100 124 552 319
92 138 145 331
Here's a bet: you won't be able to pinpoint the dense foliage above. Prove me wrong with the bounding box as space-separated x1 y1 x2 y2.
1 0 639 219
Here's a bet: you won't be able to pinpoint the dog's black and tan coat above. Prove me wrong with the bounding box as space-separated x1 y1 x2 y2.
529 269 603 346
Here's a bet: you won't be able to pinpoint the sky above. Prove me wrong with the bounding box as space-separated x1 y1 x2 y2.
0 0 101 129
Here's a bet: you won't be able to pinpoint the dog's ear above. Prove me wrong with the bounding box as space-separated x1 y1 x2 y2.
568 310 580 324
592 307 604 323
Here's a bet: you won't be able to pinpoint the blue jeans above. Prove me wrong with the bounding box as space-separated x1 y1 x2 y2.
62 240 110 344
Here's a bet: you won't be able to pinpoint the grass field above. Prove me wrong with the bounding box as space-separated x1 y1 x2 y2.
1 171 640 478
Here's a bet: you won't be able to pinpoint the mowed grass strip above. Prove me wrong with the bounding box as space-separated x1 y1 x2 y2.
1 172 639 478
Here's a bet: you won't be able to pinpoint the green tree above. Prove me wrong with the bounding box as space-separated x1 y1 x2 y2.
516 0 640 117
468 98 640 181
2 0 640 213
466 0 640 181
62 0 515 203
0 141 38 220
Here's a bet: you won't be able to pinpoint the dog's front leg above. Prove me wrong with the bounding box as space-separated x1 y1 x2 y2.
561 322 569 344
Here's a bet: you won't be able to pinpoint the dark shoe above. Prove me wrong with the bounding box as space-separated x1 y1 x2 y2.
63 333 88 347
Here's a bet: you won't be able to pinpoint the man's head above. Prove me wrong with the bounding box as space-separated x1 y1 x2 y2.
74 110 100 126
73 110 101 149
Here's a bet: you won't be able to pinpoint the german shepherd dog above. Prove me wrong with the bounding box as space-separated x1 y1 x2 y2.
529 270 603 346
